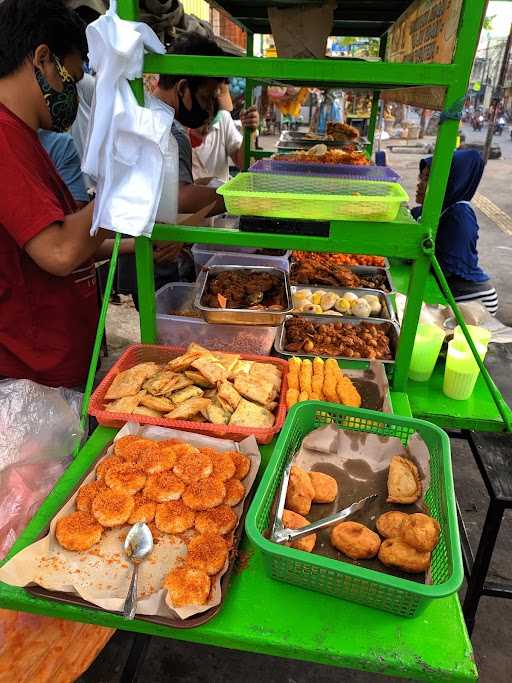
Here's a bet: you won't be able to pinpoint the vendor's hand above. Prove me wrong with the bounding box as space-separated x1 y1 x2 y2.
240 105 259 130
154 242 183 265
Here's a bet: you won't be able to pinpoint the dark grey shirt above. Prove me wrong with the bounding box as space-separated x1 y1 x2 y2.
172 119 193 185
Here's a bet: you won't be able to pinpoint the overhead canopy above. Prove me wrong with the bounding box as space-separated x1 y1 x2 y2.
208 0 414 36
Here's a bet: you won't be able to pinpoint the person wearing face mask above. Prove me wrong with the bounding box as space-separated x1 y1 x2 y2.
0 0 115 389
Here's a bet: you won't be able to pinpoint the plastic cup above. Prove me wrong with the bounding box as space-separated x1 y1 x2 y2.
443 339 487 400
453 325 491 349
408 323 445 382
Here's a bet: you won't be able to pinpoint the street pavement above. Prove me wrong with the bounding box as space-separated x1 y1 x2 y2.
79 130 512 683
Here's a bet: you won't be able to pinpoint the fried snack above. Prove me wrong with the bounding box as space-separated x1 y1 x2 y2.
140 442 177 474
105 391 146 414
96 455 126 481
229 398 275 428
336 374 362 408
323 358 340 403
91 489 134 527
172 448 212 484
195 505 238 535
128 492 156 524
164 566 211 607
376 511 409 539
387 455 422 504
309 471 338 503
224 478 245 506
378 538 431 573
217 380 242 411
183 476 226 510
105 463 146 495
76 480 107 514
286 388 300 408
56 511 103 551
282 509 316 553
399 513 440 552
119 438 160 466
165 398 212 421
298 390 309 402
139 394 175 412
167 350 203 372
311 357 324 399
285 465 315 516
133 406 161 417
330 521 381 559
155 500 196 533
287 362 300 391
184 370 214 388
191 355 228 384
144 471 185 502
234 374 275 406
170 386 204 404
205 402 230 425
113 435 145 458
209 451 236 482
187 532 228 575
299 359 313 395
104 362 159 400
229 451 251 480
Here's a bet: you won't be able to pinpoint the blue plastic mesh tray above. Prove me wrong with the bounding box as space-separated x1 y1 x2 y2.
250 158 400 182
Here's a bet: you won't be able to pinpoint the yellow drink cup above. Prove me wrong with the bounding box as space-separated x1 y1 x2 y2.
443 339 487 400
453 324 491 349
408 323 445 382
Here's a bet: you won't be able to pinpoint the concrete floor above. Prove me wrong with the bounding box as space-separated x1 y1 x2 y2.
78 128 512 682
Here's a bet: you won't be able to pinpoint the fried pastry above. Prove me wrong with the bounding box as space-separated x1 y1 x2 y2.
209 451 236 482
139 394 175 412
164 566 211 607
76 480 106 514
56 511 103 551
387 455 421 504
309 471 338 503
133 406 161 417
170 386 204 405
184 370 214 388
187 532 228 575
144 471 185 502
205 402 230 425
173 448 212 483
165 398 211 421
155 500 196 534
213 351 240 374
224 478 245 506
249 362 282 391
376 511 409 539
191 355 228 384
229 398 275 428
167 350 203 372
234 374 275 406
378 538 431 573
323 358 340 403
282 509 316 553
229 451 251 480
399 513 440 552
128 492 156 524
183 476 226 510
104 363 159 400
336 375 361 408
285 465 315 516
105 463 146 495
330 521 381 559
217 380 242 411
286 388 299 408
105 391 146 414
195 505 238 535
91 489 134 527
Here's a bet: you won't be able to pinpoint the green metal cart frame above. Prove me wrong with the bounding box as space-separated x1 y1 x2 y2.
3 1 510 679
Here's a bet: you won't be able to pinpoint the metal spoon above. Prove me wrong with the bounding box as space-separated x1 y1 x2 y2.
122 523 154 620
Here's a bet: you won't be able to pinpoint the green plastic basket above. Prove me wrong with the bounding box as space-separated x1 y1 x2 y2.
245 402 463 617
217 172 409 222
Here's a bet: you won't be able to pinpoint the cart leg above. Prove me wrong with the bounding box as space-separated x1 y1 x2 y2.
119 633 152 683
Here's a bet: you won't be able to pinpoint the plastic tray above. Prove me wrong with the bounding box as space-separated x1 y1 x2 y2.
250 159 400 182
193 246 291 276
245 402 463 617
155 283 277 356
217 173 409 222
89 344 288 445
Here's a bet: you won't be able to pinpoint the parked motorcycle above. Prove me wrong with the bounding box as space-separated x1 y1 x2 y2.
472 115 484 131
494 117 506 136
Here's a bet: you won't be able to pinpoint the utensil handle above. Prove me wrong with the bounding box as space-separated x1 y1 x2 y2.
123 563 139 620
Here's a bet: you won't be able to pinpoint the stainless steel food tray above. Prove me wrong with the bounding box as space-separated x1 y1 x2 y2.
274 314 400 364
350 265 395 293
195 264 293 326
291 285 395 321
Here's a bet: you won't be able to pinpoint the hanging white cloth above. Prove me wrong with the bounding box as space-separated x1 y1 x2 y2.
83 0 174 237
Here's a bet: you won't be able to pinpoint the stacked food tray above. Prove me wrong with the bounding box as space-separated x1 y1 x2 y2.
250 158 400 182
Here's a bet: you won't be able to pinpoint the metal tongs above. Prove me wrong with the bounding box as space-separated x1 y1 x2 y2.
271 461 378 545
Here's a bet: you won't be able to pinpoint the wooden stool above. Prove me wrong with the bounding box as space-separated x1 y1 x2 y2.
458 431 512 635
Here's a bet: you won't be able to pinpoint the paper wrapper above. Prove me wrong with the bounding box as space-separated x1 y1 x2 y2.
0 424 260 621
277 424 432 584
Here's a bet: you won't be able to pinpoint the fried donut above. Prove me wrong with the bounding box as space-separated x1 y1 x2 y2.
91 489 134 527
155 500 196 534
113 434 146 458
128 492 156 524
285 465 315 516
378 538 431 573
56 511 103 551
228 451 251 480
75 480 106 513
399 513 440 552
164 566 211 607
223 478 245 507
330 521 381 559
182 477 226 511
105 463 146 495
96 455 125 481
376 511 409 539
210 451 236 482
195 505 237 535
282 509 316 553
187 532 228 575
309 471 338 503
173 448 213 483
144 471 185 502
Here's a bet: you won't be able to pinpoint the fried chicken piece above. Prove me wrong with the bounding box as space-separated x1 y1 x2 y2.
164 566 211 608
376 511 409 539
55 511 103 551
399 513 440 552
282 509 316 553
330 521 381 559
285 465 314 516
309 471 338 503
378 538 431 573
387 455 422 504
187 532 228 575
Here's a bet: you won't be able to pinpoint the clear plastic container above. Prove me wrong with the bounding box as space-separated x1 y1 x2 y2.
196 249 291 275
155 283 278 355
442 339 487 400
408 323 445 382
